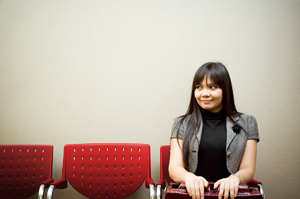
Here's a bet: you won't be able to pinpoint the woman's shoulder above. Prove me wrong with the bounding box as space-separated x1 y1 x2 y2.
238 113 257 124
174 114 192 123
171 114 192 139
172 114 193 131
238 113 259 141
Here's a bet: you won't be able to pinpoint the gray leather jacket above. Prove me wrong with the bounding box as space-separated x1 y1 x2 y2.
171 114 259 174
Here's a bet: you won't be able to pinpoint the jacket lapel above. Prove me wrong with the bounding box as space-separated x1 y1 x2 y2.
226 116 240 150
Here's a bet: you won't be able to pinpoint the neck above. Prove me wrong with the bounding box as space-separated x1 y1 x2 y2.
200 107 226 120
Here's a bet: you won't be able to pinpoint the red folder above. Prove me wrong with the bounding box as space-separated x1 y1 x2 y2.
164 182 263 199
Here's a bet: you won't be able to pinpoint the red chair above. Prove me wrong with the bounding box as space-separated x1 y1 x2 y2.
0 145 54 199
157 145 265 199
156 145 172 198
47 143 155 199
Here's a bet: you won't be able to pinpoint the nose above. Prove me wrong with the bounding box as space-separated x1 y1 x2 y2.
202 89 210 97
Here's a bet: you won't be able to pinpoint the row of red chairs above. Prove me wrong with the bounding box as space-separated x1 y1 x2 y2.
0 144 264 199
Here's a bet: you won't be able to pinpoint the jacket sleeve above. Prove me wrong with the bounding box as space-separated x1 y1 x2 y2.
170 118 184 140
247 115 259 142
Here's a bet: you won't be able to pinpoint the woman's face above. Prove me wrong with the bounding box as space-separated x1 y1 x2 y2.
194 75 223 113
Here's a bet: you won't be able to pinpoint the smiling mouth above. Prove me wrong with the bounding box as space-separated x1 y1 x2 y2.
201 100 212 104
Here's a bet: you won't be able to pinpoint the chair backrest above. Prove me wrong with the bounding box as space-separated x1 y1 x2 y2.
63 143 152 198
0 145 53 199
160 145 173 186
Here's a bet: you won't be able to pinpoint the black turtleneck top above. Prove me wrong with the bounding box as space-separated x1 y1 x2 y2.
194 108 231 182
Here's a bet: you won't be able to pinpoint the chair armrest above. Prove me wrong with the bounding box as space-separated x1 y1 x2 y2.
247 179 262 187
41 178 55 187
51 178 68 189
145 178 155 188
157 179 166 189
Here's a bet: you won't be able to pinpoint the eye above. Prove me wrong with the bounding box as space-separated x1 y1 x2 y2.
196 85 202 90
210 85 218 89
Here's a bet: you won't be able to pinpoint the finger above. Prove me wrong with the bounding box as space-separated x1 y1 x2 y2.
186 182 192 197
230 181 235 199
199 181 204 199
214 180 220 189
235 181 239 197
190 183 196 199
203 179 209 188
218 182 224 199
223 182 230 199
194 182 200 199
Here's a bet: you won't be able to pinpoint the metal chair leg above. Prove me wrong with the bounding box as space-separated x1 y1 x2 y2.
38 184 45 199
149 184 156 199
47 185 55 199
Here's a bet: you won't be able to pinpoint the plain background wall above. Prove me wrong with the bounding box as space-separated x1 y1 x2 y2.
0 0 299 198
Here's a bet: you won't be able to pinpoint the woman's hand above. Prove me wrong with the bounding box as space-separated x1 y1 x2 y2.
214 175 240 199
185 172 208 199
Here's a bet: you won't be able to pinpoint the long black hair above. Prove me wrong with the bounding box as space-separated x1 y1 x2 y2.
175 62 241 169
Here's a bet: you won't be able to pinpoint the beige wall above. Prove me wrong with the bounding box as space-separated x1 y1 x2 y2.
0 1 299 198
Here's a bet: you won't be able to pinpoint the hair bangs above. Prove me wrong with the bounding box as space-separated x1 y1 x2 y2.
193 63 225 89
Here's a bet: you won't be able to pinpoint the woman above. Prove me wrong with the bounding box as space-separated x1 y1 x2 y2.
169 62 259 199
